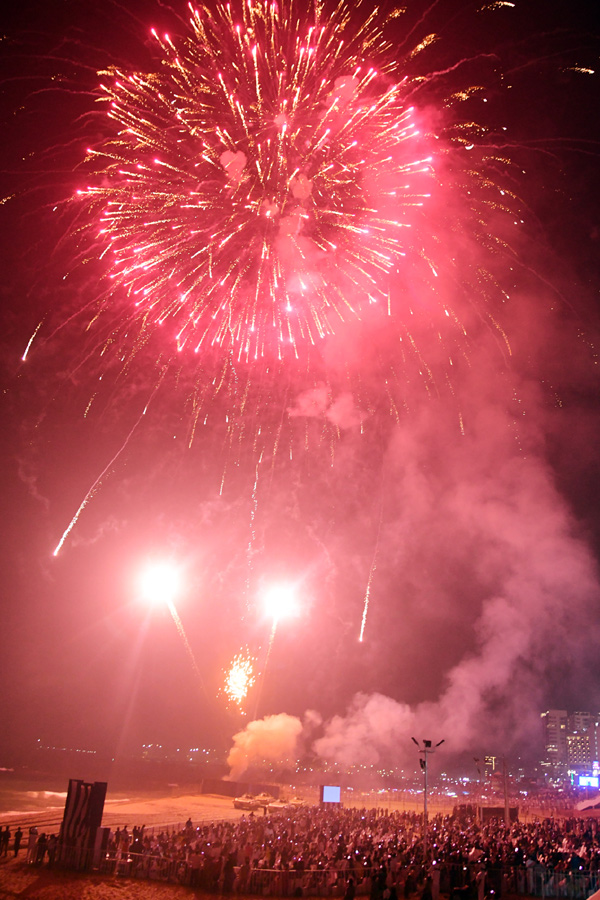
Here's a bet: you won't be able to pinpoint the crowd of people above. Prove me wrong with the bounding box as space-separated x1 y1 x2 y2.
0 824 58 866
90 806 600 896
3 805 600 897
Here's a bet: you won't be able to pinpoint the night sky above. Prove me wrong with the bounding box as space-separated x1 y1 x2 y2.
1 0 599 779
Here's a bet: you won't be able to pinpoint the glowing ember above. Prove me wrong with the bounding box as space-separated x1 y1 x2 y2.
223 651 257 711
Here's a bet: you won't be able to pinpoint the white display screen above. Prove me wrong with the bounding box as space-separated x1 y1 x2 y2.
322 785 341 803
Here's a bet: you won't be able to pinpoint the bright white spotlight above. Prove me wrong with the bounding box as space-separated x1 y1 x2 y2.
263 584 298 624
139 561 181 608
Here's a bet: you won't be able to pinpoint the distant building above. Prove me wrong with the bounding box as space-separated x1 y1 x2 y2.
484 756 499 779
569 712 594 734
567 733 592 773
541 710 568 777
542 709 600 779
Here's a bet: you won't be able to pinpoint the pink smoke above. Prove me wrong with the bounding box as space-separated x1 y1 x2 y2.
226 712 304 781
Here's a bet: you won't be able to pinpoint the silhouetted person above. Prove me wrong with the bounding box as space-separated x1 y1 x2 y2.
422 876 433 900
345 876 357 900
26 826 37 863
35 832 48 865
47 834 58 868
223 852 236 893
404 870 417 898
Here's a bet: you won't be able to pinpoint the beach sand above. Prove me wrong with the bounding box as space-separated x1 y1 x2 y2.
0 853 194 900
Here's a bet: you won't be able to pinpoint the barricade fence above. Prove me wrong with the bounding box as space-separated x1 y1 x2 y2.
88 853 600 898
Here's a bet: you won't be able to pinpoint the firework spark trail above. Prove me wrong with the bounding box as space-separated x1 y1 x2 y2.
52 418 143 556
359 474 385 642
252 618 278 720
21 321 44 362
52 378 165 556
167 599 205 686
245 451 263 597
359 541 380 643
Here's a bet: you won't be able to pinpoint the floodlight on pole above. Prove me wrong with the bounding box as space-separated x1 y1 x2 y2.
412 737 445 860
139 560 181 609
263 583 298 626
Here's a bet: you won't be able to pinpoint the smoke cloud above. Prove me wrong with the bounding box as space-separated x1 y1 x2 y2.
226 712 304 780
287 386 365 429
227 340 600 776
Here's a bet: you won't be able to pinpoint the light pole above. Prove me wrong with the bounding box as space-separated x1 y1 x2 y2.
502 756 510 826
412 737 444 860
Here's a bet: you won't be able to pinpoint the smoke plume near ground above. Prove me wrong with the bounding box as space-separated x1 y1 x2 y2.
226 341 600 777
226 713 305 781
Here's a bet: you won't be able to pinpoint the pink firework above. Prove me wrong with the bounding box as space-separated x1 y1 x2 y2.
74 0 485 378
44 0 525 553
